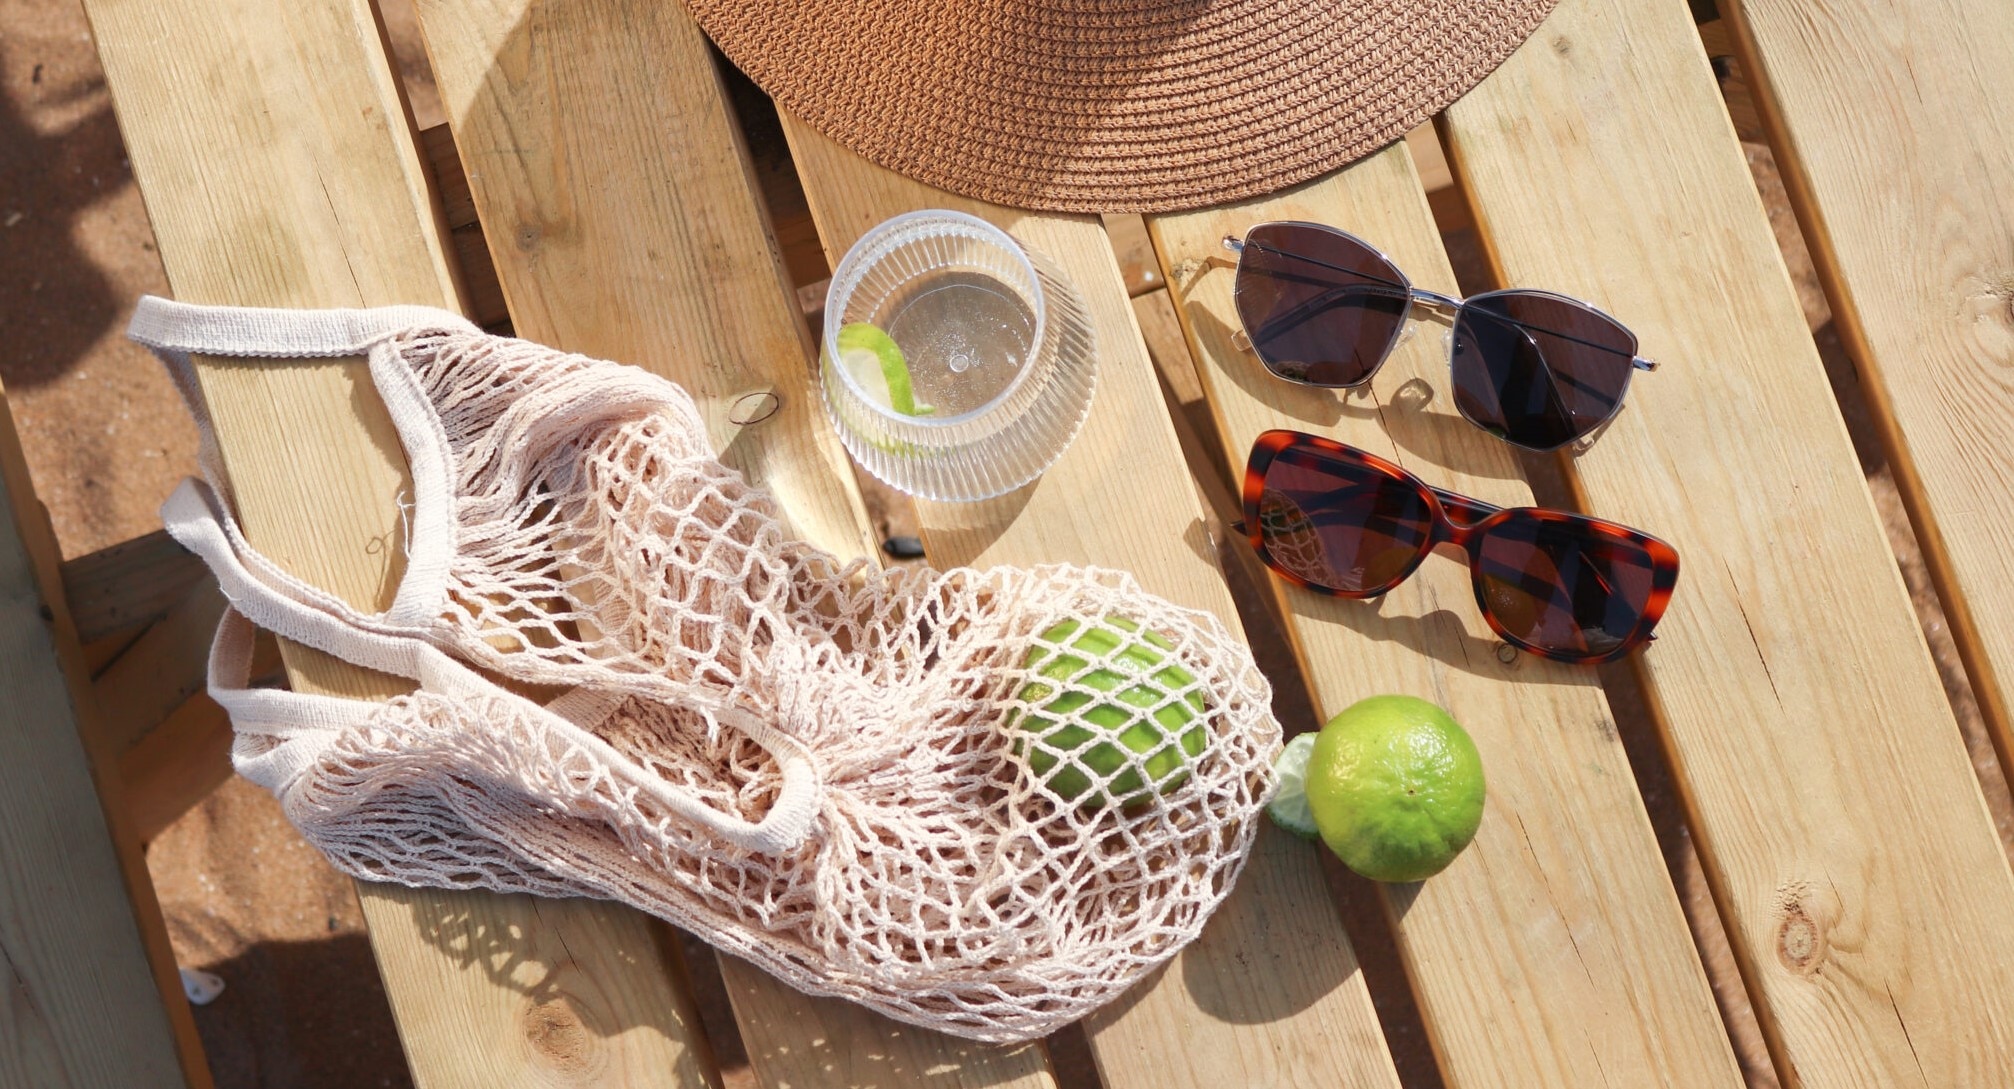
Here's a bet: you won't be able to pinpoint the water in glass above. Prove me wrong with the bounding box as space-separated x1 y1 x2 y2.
883 270 1036 415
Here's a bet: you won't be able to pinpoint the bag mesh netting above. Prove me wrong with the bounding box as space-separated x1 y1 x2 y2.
135 296 1281 1042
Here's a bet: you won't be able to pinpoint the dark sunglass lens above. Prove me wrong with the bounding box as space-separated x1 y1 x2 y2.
1451 292 1638 450
1235 224 1411 388
1256 444 1433 593
1475 516 1658 659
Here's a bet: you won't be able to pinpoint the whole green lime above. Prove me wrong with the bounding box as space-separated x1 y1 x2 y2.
1304 695 1485 882
1011 616 1208 807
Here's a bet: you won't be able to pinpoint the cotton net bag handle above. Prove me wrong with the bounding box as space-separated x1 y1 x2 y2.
137 299 823 856
165 478 823 855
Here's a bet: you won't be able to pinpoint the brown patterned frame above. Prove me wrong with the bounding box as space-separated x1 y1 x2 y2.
1239 429 1680 664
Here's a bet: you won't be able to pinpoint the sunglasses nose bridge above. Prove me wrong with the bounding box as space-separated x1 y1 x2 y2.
1427 514 1479 558
1410 287 1463 314
1419 487 1470 552
1430 486 1499 526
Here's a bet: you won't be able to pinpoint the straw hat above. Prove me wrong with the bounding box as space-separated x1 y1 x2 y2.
684 0 1557 213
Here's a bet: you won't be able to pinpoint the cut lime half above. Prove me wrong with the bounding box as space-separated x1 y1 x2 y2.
837 322 934 417
1267 733 1320 839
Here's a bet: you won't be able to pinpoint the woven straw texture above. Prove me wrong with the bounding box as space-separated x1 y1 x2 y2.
683 0 1558 212
139 298 1282 1043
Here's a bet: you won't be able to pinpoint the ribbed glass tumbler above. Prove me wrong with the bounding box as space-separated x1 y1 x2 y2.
820 210 1097 502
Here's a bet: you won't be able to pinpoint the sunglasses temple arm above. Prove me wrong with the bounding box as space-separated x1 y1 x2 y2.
1251 285 1414 344
1480 310 1655 367
1527 326 1585 431
1236 261 1431 346
1231 236 1417 296
1238 255 1459 319
1233 234 1660 370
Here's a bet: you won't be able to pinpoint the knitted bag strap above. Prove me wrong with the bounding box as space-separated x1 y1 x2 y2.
165 473 824 855
128 295 473 628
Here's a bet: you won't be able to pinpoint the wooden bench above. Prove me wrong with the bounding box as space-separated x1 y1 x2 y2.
10 0 2012 1084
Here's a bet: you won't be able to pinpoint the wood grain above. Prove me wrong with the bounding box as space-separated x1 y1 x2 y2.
411 0 874 562
1439 0 2014 1082
0 382 208 1088
1101 215 1165 298
1132 290 1207 414
784 121 1403 1089
720 964 1053 1089
362 887 726 1089
84 0 731 1084
1149 149 1743 1088
1720 0 2014 779
119 693 235 844
59 529 207 645
91 581 224 751
84 0 459 694
407 1 1053 1086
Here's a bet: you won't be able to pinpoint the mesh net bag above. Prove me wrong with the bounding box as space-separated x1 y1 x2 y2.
135 296 1282 1042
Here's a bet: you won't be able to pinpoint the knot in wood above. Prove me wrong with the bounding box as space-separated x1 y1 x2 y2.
521 995 596 1075
1774 881 1827 976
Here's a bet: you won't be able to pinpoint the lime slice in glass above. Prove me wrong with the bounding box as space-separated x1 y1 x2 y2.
837 322 934 417
1267 733 1320 840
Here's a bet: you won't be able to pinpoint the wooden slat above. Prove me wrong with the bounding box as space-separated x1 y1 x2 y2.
360 886 726 1089
116 635 279 843
784 122 1403 1089
0 382 208 1087
719 971 1052 1089
1129 288 1297 647
420 120 510 329
1102 215 1166 298
91 581 224 752
119 693 234 844
1438 0 2014 1082
81 623 147 677
82 0 729 1085
82 0 458 677
1720 0 2014 771
59 529 206 645
404 2 1055 1087
1148 149 1744 1087
1132 290 1207 416
409 0 874 557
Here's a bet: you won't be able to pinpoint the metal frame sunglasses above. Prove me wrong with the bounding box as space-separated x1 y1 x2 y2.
1222 222 1659 452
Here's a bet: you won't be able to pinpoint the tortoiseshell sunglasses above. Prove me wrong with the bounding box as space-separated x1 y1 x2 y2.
1240 431 1679 664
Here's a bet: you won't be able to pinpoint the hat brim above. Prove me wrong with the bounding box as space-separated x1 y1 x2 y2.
684 0 1559 213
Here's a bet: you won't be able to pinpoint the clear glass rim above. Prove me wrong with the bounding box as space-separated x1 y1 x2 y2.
822 209 1049 428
